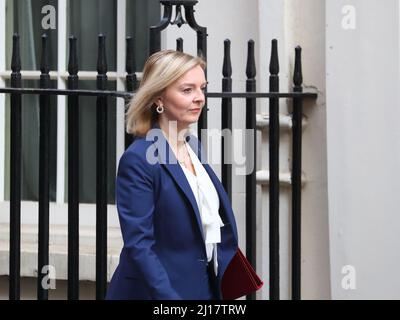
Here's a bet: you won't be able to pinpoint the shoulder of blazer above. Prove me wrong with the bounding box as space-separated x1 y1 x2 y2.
118 137 158 179
126 136 155 155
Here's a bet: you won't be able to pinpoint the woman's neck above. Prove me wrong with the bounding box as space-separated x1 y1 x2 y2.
158 119 188 148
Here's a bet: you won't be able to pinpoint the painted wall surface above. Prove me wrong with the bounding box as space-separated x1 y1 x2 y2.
326 0 400 299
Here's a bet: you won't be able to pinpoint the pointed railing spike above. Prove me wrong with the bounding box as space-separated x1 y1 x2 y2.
68 36 78 76
269 39 279 75
40 33 50 74
246 39 256 79
223 39 232 78
293 46 303 87
97 34 107 75
11 34 21 73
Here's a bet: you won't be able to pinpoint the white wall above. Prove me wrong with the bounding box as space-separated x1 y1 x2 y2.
326 0 400 299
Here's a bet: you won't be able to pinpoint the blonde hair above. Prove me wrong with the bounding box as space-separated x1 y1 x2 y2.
126 50 206 137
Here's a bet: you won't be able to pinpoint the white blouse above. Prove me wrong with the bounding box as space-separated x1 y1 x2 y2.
179 140 224 276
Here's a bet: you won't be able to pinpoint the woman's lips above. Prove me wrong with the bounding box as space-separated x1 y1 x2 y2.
189 108 201 112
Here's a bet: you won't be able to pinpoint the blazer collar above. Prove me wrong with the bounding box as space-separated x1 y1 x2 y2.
148 121 238 245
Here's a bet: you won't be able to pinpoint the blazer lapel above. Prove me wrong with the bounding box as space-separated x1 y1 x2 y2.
149 122 206 243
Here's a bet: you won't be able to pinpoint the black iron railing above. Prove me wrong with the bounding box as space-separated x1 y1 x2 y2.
38 33 51 301
0 0 317 300
268 38 280 301
67 35 79 301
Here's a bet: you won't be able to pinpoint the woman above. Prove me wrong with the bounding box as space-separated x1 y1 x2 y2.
106 50 238 300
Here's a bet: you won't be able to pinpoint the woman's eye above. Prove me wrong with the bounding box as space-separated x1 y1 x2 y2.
182 87 206 94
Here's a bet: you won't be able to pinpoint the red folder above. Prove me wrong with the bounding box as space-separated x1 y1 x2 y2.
221 248 264 300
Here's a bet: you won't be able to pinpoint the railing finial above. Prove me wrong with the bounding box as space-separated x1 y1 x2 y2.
97 34 107 75
293 46 303 87
246 39 256 79
269 39 279 75
11 34 21 73
223 39 232 78
68 36 78 76
40 33 50 74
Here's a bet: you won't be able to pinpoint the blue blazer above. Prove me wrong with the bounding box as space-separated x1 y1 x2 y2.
106 122 238 300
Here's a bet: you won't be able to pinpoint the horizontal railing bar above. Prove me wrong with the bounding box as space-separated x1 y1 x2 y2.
0 87 132 99
207 92 317 99
0 87 317 100
160 0 198 5
0 71 143 81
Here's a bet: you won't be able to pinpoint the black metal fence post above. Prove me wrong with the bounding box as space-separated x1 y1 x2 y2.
67 35 80 300
269 39 280 300
125 36 136 149
221 39 232 201
292 46 303 300
9 33 22 301
96 34 108 300
245 39 257 300
37 33 51 300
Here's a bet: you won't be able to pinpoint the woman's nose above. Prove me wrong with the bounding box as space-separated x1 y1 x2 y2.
194 88 205 102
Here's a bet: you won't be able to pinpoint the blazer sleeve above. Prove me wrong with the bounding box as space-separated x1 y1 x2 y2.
116 148 181 299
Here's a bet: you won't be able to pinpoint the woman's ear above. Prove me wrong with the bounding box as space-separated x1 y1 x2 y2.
155 97 163 106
